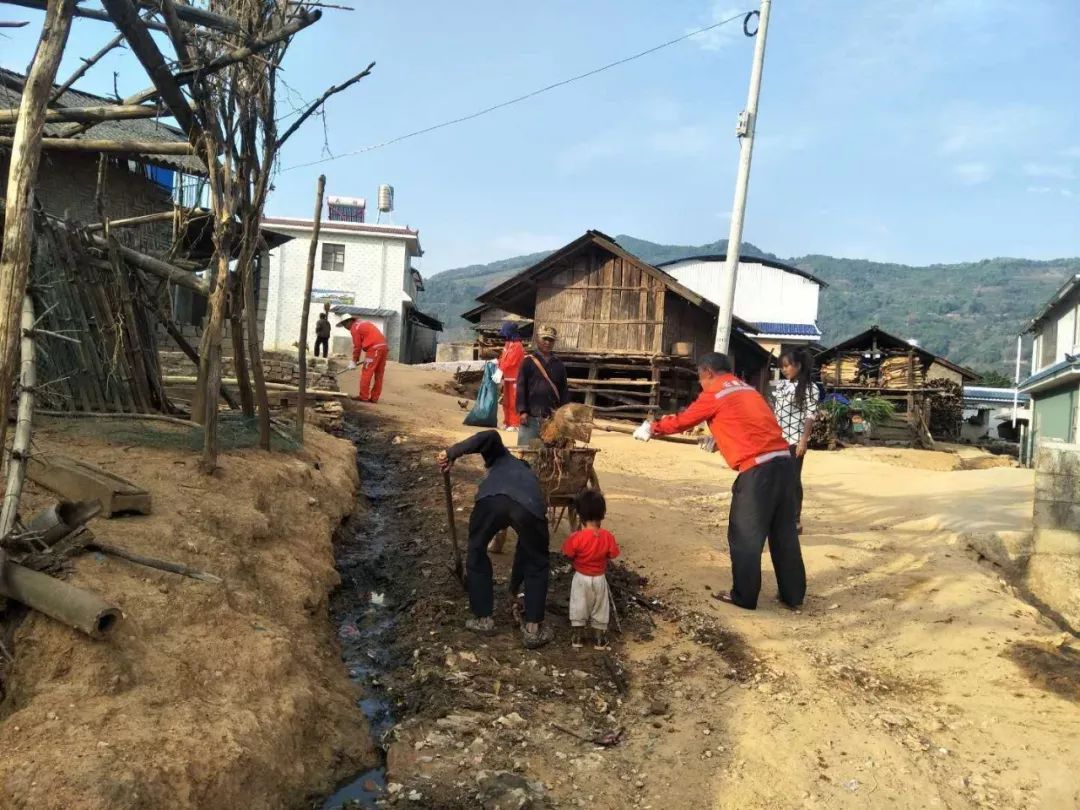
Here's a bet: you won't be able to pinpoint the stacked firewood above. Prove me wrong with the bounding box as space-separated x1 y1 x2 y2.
927 377 963 440
819 353 925 388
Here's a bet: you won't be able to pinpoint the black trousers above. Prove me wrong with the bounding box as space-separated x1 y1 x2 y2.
728 457 806 609
314 335 329 358
467 495 550 623
788 445 805 525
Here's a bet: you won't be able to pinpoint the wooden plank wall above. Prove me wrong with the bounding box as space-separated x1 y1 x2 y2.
662 294 718 360
534 246 667 355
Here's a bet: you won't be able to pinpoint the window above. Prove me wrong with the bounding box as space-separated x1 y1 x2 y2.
321 243 345 272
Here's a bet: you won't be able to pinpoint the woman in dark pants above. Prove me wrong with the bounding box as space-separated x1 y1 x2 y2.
772 348 820 533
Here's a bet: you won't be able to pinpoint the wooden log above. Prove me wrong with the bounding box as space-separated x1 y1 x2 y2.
568 378 657 387
88 234 208 295
86 209 188 232
0 136 197 154
296 175 326 442
245 246 271 450
99 0 199 138
229 279 254 417
27 454 152 517
162 375 346 398
134 0 240 33
0 0 169 30
0 0 74 495
0 560 122 637
0 104 162 125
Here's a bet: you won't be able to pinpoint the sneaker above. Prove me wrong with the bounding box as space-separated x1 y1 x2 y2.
522 623 554 650
593 631 610 651
465 616 495 635
570 628 584 649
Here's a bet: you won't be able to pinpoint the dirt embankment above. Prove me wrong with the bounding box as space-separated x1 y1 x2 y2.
0 422 374 810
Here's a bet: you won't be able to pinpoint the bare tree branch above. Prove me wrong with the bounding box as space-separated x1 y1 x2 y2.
275 61 374 149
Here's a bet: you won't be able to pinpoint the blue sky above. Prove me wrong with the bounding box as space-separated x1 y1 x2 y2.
3 0 1078 273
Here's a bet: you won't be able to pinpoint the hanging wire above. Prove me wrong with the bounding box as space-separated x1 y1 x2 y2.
283 10 752 170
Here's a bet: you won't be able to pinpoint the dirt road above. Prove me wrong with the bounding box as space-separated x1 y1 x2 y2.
340 362 1080 809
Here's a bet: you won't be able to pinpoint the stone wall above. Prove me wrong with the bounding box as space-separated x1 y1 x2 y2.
159 350 339 392
1029 440 1080 630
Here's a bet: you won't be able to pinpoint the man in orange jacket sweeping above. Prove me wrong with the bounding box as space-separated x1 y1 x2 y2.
636 351 806 611
337 315 389 403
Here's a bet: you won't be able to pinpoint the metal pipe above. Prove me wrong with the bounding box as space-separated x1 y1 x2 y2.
0 562 122 638
1013 333 1022 428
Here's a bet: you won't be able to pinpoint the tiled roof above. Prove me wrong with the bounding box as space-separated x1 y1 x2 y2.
753 322 822 337
963 386 1029 405
0 67 205 175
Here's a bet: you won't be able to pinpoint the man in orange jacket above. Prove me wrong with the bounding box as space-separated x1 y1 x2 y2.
643 352 805 610
337 316 389 403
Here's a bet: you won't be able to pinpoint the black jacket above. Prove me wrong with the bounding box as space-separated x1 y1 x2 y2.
446 430 547 519
516 352 569 419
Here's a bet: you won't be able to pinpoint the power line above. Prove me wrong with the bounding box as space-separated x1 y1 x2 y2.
283 10 752 171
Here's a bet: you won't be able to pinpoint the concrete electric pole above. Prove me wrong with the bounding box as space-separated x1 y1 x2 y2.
713 0 773 354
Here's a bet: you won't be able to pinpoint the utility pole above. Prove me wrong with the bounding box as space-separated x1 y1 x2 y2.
713 0 772 354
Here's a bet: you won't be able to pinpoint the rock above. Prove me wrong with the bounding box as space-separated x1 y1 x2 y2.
387 783 403 794
408 789 423 801
496 712 528 729
843 779 860 793
476 771 551 809
647 700 669 716
436 714 482 734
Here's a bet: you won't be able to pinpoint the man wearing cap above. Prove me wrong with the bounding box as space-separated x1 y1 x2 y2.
515 325 569 445
337 316 389 403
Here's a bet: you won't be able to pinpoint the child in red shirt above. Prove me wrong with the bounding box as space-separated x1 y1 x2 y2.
561 490 620 650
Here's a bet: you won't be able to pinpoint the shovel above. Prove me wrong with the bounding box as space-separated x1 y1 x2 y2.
442 470 465 587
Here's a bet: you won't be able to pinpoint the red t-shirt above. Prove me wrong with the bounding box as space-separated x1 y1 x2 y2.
561 527 620 576
652 373 789 473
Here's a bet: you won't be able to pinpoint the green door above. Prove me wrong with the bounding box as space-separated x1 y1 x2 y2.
1033 385 1077 449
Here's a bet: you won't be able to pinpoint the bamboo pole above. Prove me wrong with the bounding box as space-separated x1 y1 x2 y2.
87 540 223 583
0 0 74 506
296 175 325 443
0 136 196 154
0 296 35 538
162 376 345 397
86 208 191 232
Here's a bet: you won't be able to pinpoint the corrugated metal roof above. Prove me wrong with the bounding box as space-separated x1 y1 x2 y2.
330 305 398 319
1017 358 1080 394
0 67 205 175
753 322 821 337
963 386 1029 405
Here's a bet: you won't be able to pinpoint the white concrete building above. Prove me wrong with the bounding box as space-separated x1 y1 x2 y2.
261 211 442 363
656 255 826 355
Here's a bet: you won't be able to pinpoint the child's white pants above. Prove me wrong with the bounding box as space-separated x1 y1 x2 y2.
569 572 610 630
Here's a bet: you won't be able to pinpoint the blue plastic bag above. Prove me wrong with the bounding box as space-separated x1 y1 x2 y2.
464 363 499 427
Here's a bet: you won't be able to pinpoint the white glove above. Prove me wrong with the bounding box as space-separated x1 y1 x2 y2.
347 361 358 371
698 436 716 453
632 420 653 442
492 367 504 385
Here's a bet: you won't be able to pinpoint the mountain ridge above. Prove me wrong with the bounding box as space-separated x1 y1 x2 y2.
420 234 1080 373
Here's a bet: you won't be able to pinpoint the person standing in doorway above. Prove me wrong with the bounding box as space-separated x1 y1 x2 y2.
337 315 389 403
639 352 806 611
773 348 819 533
314 312 331 359
497 322 525 433
516 325 569 445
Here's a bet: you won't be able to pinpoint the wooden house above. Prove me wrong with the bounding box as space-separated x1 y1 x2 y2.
815 325 978 446
461 302 533 359
471 230 771 419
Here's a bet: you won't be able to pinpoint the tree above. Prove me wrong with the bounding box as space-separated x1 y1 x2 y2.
976 369 1014 388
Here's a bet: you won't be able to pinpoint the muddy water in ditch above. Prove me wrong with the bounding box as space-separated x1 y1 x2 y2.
321 424 409 809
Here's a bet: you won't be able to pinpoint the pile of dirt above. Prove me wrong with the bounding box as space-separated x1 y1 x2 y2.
0 423 373 809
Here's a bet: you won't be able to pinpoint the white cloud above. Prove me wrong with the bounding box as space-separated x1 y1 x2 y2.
1023 162 1076 180
952 162 992 185
688 3 745 51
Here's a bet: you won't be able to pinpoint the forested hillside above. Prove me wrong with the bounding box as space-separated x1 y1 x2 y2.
421 235 1079 373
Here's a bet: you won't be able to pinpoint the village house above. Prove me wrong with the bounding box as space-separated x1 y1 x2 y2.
1017 273 1080 459
815 325 978 446
465 230 772 419
656 254 827 355
261 194 442 364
